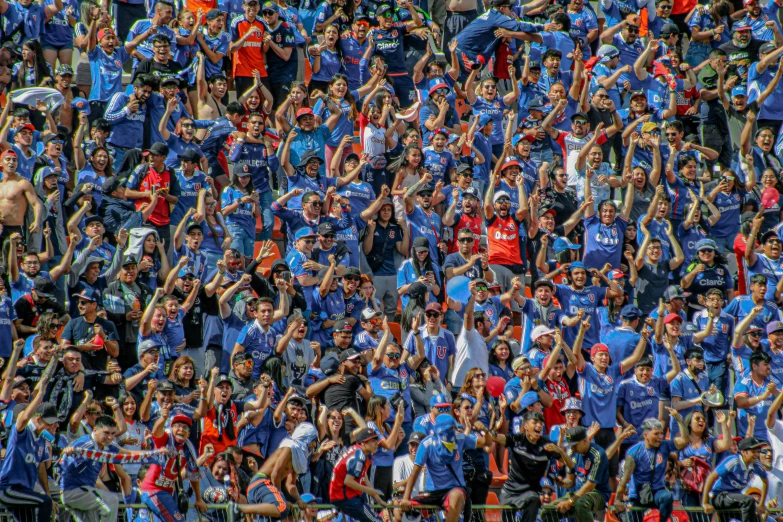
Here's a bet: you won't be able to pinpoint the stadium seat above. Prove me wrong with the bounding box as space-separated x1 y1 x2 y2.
489 452 507 488
485 492 502 522
513 326 522 343
388 322 402 345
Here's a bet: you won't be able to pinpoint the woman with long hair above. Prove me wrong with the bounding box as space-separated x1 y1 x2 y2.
125 229 170 291
677 199 722 265
488 338 514 382
685 0 731 67
221 171 260 261
400 282 428 340
313 71 375 174
680 241 733 311
196 190 232 272
12 40 53 89
747 167 781 233
627 165 657 224
275 81 310 135
117 393 146 482
311 406 365 501
707 166 753 255
308 25 344 94
171 8 201 71
198 451 246 521
237 73 274 132
598 294 627 344
390 145 424 222
398 242 441 312
456 372 497 508
169 355 199 403
364 395 405 500
678 410 732 506
75 146 113 205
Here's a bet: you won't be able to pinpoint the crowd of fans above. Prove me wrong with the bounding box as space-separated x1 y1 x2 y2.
4 0 783 520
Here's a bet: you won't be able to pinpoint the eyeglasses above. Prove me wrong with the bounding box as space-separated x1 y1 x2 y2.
425 312 441 318
665 132 678 137
626 27 639 33
366 317 382 325
262 9 276 15
434 88 448 95
242 359 254 368
698 248 714 253
302 239 315 245
648 130 661 135
572 120 587 125
344 276 360 282
458 237 474 243
484 84 496 89
49 140 64 145
648 246 662 251
659 4 672 7
380 11 393 17
321 234 335 240
594 94 609 99
386 352 401 359
87 409 102 415
418 192 433 198
51 323 61 328
496 199 510 204
461 173 474 178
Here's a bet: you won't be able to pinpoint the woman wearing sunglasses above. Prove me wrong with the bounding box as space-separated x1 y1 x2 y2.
464 62 519 160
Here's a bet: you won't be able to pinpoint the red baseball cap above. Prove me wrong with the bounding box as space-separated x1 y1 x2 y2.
590 343 610 359
17 123 35 133
664 313 683 324
0 150 18 161
171 414 192 427
296 108 314 119
97 28 115 41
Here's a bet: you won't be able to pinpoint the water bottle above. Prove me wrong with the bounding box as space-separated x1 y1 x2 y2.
131 298 141 328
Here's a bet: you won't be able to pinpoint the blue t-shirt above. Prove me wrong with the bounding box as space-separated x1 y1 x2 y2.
221 185 256 237
236 321 284 379
312 90 359 147
554 284 607 348
414 433 478 490
616 376 668 446
734 375 776 441
583 213 629 270
626 440 676 499
691 310 734 363
577 363 625 428
60 435 122 491
0 424 50 490
570 442 612 501
712 454 767 494
403 326 456 382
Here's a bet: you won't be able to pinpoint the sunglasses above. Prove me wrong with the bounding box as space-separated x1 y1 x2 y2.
484 84 497 89
309 201 322 206
344 276 360 282
321 234 335 240
476 285 488 292
626 27 639 33
302 239 315 245
425 312 441 318
458 237 475 243
243 359 254 368
496 199 510 204
386 352 401 360
48 140 64 145
461 172 474 177
698 248 714 253
367 317 382 325
595 94 609 98
181 123 195 128
434 88 448 95
435 406 452 412
473 373 486 379
572 119 587 125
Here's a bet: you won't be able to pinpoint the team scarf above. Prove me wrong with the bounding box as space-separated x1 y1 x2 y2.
63 445 169 465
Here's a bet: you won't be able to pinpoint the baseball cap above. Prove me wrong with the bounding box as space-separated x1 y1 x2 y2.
294 227 317 241
333 320 354 334
425 302 442 313
145 142 169 156
733 19 752 31
493 190 511 203
660 23 680 36
560 397 584 414
413 236 430 253
178 149 200 163
761 42 778 54
571 111 589 122
321 354 339 376
138 338 163 354
56 65 74 77
663 285 689 302
318 222 336 235
620 305 642 320
409 432 426 444
121 254 139 267
75 288 100 302
428 80 448 95
97 28 115 41
475 113 492 131
538 206 556 218
531 325 555 341
12 376 30 389
463 186 480 199
501 157 521 170
596 45 620 63
553 237 579 253
519 391 540 410
533 279 555 291
511 355 530 370
296 107 314 119
35 403 60 424
417 183 434 195
732 86 748 97
695 238 718 251
300 493 319 504
157 380 175 391
178 265 196 278
664 312 683 324
84 215 103 227
430 394 452 408
205 8 222 20
33 277 55 299
355 427 379 443
361 308 382 321
608 269 626 281
564 426 588 446
71 97 90 115
528 96 547 111
171 414 193 427
101 176 122 195
738 437 766 451
641 121 659 133
629 90 646 99
590 343 610 359
768 321 783 336
261 1 278 11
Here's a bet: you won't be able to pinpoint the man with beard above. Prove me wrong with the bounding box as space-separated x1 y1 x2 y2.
443 187 483 253
484 174 528 292
60 288 119 375
9 244 74 304
442 228 492 331
103 255 153 369
354 308 384 351
126 1 179 65
232 295 289 379
307 348 373 431
105 74 157 169
599 15 647 92
735 350 779 441
670 348 711 434
484 410 573 522
731 307 766 381
746 217 783 301
739 0 782 42
228 352 255 400
142 408 207 521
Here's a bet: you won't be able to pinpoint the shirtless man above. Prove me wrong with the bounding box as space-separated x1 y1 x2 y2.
0 150 44 246
233 422 319 518
194 53 227 138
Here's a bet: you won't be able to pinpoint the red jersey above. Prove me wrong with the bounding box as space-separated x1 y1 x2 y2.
200 403 240 457
134 167 172 226
230 16 267 78
329 445 371 501
141 432 188 494
448 213 482 254
543 378 570 433
487 214 523 266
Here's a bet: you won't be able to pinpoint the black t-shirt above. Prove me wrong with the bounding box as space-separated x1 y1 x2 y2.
587 105 618 159
322 374 363 414
635 262 670 315
173 286 206 348
14 297 65 331
133 58 184 85
719 39 764 83
60 316 120 371
505 433 560 494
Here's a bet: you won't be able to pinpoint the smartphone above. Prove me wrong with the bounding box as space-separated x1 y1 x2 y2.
279 271 292 284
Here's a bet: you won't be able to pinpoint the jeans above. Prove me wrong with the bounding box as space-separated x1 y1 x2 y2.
228 223 255 258
445 308 463 336
112 147 127 173
529 149 554 170
707 360 729 398
630 489 673 522
258 190 273 240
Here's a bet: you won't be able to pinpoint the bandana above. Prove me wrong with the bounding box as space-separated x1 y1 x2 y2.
434 414 457 460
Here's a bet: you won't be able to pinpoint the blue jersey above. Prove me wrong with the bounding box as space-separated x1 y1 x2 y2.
725 297 782 341
746 254 783 302
221 186 256 237
712 454 767 494
570 442 612 501
651 336 691 379
710 190 744 240
164 134 205 172
228 141 279 194
0 424 51 490
339 32 370 90
405 206 442 264
616 377 668 446
554 284 607 348
126 19 178 65
471 96 509 145
337 182 375 216
236 321 284 379
626 440 676 499
414 433 478 490
308 47 344 82
761 340 783 385
519 298 565 329
583 214 629 270
105 93 146 149
285 171 338 211
200 30 231 78
60 435 122 491
412 413 437 436
611 33 645 91
311 287 346 346
456 9 538 65
734 375 776 441
397 259 441 309
0 296 17 358
578 363 625 428
162 309 186 358
591 62 624 109
41 0 77 47
567 9 598 59
691 310 734 363
11 145 36 182
669 370 708 432
368 362 413 423
12 270 51 304
403 326 456 381
171 171 210 227
264 22 298 83
604 327 641 379
636 216 672 263
368 23 409 75
421 147 456 185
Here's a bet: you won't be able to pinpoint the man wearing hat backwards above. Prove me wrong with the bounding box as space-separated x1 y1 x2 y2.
701 436 769 521
142 403 208 520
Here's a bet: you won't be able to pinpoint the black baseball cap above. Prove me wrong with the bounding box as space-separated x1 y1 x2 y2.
33 277 55 299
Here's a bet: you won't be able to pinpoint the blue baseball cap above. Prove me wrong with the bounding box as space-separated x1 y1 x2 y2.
553 237 580 253
430 394 452 408
733 19 752 31
476 113 492 131
435 413 457 430
540 477 555 490
732 86 747 97
620 304 642 320
428 79 449 95
294 227 317 241
695 238 718 251
177 265 195 278
75 287 100 302
300 494 320 503
519 391 540 410
528 96 547 112
71 97 91 115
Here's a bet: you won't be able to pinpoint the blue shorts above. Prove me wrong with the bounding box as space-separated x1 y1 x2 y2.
142 491 186 522
247 476 290 518
41 41 74 51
